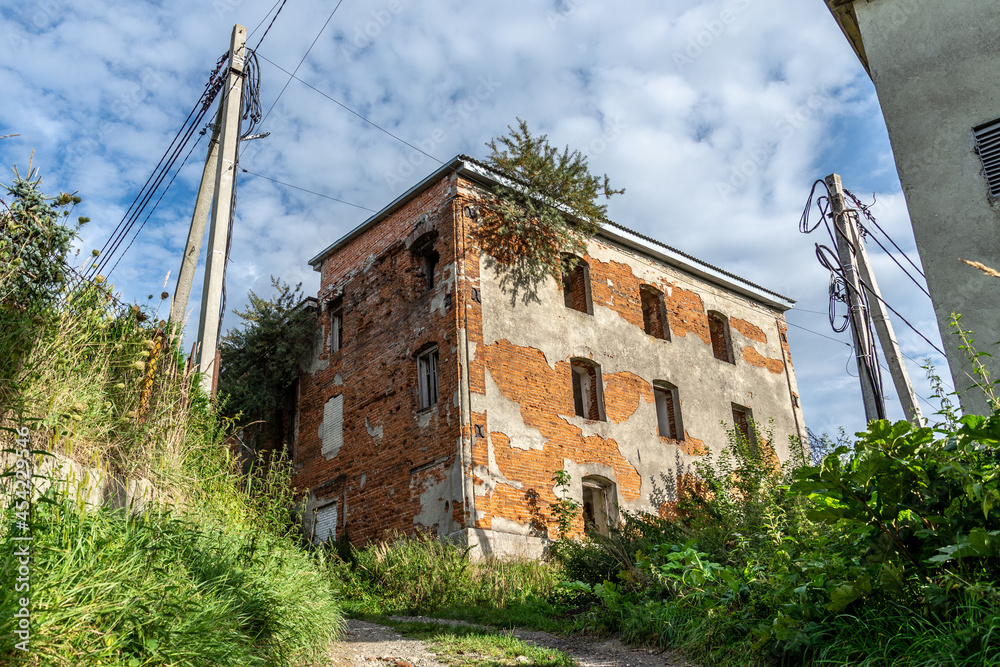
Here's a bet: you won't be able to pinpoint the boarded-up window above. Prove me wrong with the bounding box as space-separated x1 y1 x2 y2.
417 347 439 409
640 286 668 340
654 382 682 440
732 403 756 451
571 359 605 421
312 502 337 544
561 255 592 314
321 394 344 460
708 311 733 363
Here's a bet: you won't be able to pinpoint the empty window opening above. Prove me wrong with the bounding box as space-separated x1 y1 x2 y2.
974 117 1000 197
312 502 337 544
561 255 592 314
329 299 343 352
654 382 682 440
417 347 439 410
708 311 734 363
571 359 605 421
640 286 669 340
410 231 440 290
582 476 616 536
732 404 756 451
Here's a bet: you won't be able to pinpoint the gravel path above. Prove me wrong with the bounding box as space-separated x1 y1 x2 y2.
320 617 694 667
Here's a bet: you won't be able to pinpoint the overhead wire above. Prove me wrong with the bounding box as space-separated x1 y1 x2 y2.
240 168 376 211
253 52 444 164
844 188 926 279
89 52 230 280
252 0 290 49
250 0 347 145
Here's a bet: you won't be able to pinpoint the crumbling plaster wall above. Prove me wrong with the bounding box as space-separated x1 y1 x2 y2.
295 175 468 546
468 227 805 549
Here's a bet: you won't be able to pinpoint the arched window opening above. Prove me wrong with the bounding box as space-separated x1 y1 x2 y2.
570 359 605 421
640 285 669 340
410 231 440 291
582 476 616 536
654 381 683 440
708 311 734 363
732 403 756 452
561 254 592 314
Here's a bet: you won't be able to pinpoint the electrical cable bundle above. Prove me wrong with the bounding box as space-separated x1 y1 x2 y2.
88 52 231 281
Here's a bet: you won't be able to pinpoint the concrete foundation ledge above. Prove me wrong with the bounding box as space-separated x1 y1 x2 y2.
446 527 551 561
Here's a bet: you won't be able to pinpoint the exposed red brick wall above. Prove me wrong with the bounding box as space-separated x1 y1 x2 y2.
742 346 785 374
294 176 464 545
730 317 767 344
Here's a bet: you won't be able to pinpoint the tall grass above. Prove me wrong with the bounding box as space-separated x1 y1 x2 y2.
338 532 561 616
0 178 344 665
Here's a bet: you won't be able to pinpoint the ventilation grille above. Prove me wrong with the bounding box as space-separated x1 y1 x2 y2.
973 118 1000 197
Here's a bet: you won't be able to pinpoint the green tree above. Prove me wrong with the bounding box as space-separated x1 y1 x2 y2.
473 119 623 301
217 278 315 437
1 167 88 309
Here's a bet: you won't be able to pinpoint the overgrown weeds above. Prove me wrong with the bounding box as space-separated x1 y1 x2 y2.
0 172 343 665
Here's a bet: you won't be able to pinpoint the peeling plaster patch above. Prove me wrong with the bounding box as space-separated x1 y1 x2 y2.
467 340 477 363
334 374 344 386
742 346 785 374
359 473 367 488
365 417 384 440
491 515 534 536
412 459 460 536
731 318 768 344
418 408 434 428
430 262 457 315
473 432 522 497
306 328 330 374
484 370 547 450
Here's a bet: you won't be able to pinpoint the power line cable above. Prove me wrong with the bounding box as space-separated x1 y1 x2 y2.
248 0 285 40
844 188 926 279
254 52 444 164
240 168 377 211
252 0 290 49
106 130 207 278
251 0 346 141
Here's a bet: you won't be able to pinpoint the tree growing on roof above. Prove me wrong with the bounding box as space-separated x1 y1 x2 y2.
473 119 624 302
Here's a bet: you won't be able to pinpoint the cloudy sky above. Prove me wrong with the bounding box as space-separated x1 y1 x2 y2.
0 0 950 437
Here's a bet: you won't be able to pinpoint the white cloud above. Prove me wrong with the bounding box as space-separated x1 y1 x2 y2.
0 0 950 437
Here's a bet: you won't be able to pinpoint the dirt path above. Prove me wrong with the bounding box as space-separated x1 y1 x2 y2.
321 617 694 667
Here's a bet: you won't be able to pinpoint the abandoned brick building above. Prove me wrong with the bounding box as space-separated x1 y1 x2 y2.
292 155 805 557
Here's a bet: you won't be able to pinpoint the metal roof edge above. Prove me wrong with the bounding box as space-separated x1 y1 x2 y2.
596 224 794 312
306 154 794 311
307 156 469 269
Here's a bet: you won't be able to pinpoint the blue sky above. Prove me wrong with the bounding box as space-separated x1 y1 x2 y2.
0 0 951 437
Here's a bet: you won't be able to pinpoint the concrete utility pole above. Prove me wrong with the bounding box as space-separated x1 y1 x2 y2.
833 177 925 426
168 104 223 330
192 24 247 394
826 173 886 423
